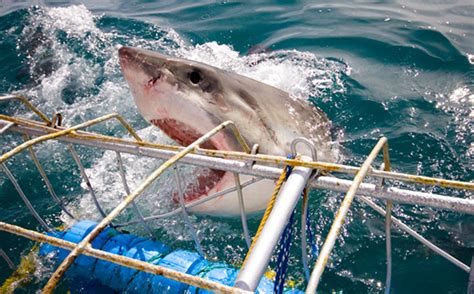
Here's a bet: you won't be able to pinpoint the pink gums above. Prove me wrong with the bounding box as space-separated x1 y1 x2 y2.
150 118 226 202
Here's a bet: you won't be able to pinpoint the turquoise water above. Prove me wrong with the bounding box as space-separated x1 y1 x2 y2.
0 1 473 293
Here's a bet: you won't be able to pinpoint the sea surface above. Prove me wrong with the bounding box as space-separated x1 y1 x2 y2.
0 1 473 293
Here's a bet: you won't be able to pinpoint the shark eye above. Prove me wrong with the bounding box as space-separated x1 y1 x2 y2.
189 71 202 84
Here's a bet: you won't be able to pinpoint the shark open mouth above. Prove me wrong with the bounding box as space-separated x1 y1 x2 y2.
150 118 226 203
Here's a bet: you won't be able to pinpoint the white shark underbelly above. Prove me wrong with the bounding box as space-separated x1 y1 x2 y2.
187 173 275 216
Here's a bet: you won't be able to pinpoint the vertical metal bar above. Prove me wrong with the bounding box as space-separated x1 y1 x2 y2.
383 142 393 294
306 137 387 293
0 163 51 232
301 190 310 281
115 151 153 238
67 144 107 218
0 248 15 270
24 135 75 219
174 165 204 256
233 173 251 248
235 157 313 291
384 201 393 294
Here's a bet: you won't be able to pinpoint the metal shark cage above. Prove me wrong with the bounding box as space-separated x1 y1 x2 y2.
0 94 473 293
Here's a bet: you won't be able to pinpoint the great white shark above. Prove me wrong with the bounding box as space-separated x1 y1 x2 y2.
119 46 337 216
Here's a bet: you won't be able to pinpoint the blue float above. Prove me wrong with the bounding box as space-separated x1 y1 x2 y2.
40 221 302 293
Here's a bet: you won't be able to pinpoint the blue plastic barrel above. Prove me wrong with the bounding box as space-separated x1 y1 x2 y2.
40 221 302 293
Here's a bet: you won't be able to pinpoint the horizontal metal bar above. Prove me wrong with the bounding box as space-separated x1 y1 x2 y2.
0 117 472 191
1 119 473 215
313 177 474 215
0 222 249 293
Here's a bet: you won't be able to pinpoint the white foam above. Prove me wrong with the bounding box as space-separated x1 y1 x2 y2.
174 42 350 100
44 4 100 38
467 53 474 65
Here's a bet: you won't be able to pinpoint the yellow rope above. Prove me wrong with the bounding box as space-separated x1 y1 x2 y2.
0 246 38 293
242 167 288 268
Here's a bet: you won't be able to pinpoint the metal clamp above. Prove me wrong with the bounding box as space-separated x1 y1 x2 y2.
51 113 63 128
245 144 259 168
290 137 320 184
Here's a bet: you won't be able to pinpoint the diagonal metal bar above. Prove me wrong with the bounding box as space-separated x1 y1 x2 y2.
68 144 107 219
306 137 388 293
0 248 15 270
0 121 15 135
41 120 239 293
174 165 204 256
115 151 154 238
359 195 469 273
0 163 51 232
24 134 75 219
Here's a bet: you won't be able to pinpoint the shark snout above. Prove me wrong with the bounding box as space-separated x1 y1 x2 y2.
118 46 138 68
119 46 171 67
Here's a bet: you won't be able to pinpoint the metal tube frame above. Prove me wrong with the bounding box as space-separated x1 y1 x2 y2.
114 176 262 227
0 163 51 232
1 96 473 293
41 120 244 293
359 195 469 272
68 144 107 219
306 137 388 292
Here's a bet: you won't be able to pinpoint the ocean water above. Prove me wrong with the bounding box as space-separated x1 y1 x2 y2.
0 1 473 293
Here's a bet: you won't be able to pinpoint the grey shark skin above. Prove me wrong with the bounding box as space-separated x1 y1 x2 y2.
119 46 336 216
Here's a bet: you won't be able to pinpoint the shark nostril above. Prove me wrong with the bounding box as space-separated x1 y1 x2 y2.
147 77 157 87
147 72 162 87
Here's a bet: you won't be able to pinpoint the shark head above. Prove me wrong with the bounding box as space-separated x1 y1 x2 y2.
119 46 336 215
118 46 246 153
